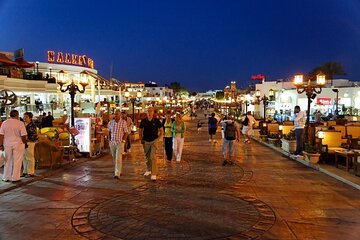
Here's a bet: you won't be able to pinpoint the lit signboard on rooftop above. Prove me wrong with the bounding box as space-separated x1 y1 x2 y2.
47 50 94 69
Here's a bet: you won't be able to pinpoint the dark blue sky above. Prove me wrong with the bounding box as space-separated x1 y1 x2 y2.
1 0 360 91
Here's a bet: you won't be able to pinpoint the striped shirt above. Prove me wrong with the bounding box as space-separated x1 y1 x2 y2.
107 119 128 144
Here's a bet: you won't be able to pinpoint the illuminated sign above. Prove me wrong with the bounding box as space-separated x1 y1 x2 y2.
317 98 332 105
47 50 94 69
251 74 265 80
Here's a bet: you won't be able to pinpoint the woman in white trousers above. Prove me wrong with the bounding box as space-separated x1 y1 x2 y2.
171 113 186 162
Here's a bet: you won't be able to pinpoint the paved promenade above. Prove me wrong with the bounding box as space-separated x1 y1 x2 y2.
1 113 360 239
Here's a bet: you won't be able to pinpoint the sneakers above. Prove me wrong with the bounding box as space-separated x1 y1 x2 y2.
209 139 212 142
222 160 228 166
143 171 151 176
151 175 157 181
213 140 217 143
128 149 131 153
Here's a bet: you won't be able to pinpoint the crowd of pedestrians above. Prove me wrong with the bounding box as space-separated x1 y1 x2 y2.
0 106 259 184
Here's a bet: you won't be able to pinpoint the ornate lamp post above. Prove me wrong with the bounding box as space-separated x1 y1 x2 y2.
57 70 89 145
125 91 142 122
293 73 326 140
255 89 274 122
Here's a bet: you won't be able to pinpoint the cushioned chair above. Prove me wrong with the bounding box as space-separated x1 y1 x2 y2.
321 131 347 160
34 141 64 169
282 126 294 135
333 125 346 138
40 127 58 134
267 123 279 135
346 126 360 138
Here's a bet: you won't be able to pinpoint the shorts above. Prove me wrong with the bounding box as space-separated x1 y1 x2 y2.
242 126 252 135
208 128 217 135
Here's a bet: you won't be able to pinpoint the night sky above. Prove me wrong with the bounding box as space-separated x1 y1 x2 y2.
1 0 360 91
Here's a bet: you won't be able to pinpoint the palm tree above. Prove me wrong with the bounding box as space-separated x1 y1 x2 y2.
309 61 345 86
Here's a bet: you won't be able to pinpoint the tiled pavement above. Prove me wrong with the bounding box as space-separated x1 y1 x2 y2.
0 113 360 239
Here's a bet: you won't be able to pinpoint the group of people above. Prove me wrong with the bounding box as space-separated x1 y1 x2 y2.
0 110 38 183
207 111 256 166
107 107 187 181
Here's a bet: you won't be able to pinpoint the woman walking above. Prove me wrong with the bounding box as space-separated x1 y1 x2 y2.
22 112 38 177
162 111 174 161
171 113 186 162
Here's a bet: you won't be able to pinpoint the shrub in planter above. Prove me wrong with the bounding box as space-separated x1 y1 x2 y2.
303 143 321 163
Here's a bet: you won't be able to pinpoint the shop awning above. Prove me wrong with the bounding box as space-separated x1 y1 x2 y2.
0 53 18 66
15 58 34 68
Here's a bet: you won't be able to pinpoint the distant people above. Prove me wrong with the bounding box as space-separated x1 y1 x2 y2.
139 106 163 181
107 110 129 179
293 106 306 157
162 111 174 161
121 111 133 154
0 110 27 183
315 110 322 124
44 111 55 127
220 115 240 166
197 120 203 134
171 113 186 162
208 112 218 143
22 112 38 178
41 112 47 128
241 111 256 144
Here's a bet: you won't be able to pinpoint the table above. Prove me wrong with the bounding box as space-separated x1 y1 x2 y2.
335 150 357 172
59 145 77 165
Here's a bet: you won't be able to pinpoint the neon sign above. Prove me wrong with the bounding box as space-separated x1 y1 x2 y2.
47 50 94 69
251 74 265 80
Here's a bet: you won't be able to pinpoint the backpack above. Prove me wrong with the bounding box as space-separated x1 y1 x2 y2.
242 116 249 126
224 122 236 140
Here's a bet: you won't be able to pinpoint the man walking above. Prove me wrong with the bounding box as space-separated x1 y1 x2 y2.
121 111 133 154
0 110 27 183
293 105 306 157
107 110 129 179
208 112 218 142
139 106 163 181
220 115 240 166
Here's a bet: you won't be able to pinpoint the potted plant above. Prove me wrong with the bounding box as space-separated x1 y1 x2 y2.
303 143 321 164
281 130 296 153
268 133 280 146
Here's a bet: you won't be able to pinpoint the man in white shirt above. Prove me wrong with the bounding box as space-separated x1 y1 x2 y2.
0 110 27 183
293 106 306 156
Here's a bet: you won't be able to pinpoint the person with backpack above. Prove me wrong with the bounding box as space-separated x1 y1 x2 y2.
221 115 240 166
208 112 218 143
241 111 256 144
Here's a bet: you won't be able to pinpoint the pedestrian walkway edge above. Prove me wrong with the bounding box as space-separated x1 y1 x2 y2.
251 136 360 191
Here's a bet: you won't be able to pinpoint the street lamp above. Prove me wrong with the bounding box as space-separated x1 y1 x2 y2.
49 66 52 78
57 70 89 145
293 73 326 140
125 91 142 122
332 88 339 116
255 89 274 122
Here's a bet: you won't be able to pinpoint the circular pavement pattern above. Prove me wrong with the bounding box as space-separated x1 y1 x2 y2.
72 191 275 240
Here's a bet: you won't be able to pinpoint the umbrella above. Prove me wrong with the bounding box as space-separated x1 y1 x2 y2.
15 58 34 68
0 53 18 66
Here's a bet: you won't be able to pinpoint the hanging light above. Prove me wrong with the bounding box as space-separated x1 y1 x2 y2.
137 91 142 98
316 73 326 86
79 70 89 87
269 89 274 98
57 70 68 86
255 89 261 98
294 74 303 86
